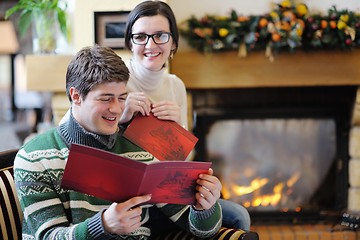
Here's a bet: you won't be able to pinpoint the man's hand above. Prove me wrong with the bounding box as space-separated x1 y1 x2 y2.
194 168 222 210
102 194 151 235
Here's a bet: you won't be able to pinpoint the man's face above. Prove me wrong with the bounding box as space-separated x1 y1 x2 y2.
71 82 127 135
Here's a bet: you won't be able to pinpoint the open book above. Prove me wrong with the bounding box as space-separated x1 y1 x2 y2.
61 144 211 205
123 113 198 161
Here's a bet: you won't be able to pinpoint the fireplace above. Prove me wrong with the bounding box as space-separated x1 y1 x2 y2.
190 86 356 224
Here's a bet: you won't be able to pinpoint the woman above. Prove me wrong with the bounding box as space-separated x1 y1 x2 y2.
119 1 186 129
121 0 251 231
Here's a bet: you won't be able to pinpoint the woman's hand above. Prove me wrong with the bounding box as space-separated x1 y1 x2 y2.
193 168 222 211
152 100 181 125
102 194 151 235
119 92 151 124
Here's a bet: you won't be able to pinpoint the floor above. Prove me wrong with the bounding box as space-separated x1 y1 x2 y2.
251 224 359 240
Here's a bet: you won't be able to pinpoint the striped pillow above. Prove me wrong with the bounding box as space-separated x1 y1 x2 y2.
153 227 259 240
0 167 23 240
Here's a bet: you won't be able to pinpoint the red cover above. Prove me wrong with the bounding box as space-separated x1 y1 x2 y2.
123 113 198 161
61 144 211 205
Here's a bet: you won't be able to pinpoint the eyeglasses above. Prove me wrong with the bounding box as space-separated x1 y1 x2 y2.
131 32 172 45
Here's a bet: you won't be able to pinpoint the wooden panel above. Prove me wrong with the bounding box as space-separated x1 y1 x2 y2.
25 54 73 92
170 50 360 89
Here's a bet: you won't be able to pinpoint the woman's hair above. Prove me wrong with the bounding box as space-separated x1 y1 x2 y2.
124 0 179 55
65 45 129 102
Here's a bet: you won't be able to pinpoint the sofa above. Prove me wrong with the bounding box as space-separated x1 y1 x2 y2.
0 149 258 240
0 149 22 240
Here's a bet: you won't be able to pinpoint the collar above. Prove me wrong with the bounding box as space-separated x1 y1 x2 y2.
57 110 118 150
128 58 166 91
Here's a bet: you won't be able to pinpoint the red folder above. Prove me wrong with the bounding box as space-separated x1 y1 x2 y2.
61 144 211 205
123 113 198 161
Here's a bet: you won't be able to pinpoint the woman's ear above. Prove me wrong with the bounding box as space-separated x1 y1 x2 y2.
171 41 177 51
169 43 177 60
69 87 81 105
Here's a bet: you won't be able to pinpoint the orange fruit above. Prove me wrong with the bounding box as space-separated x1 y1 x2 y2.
259 18 268 28
237 16 249 22
329 20 337 29
283 11 296 21
320 20 328 29
281 21 291 31
297 19 305 29
272 33 281 42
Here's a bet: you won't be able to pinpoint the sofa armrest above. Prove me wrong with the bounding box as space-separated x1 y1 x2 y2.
0 166 23 240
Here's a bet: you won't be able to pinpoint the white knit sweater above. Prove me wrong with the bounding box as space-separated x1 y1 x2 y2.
127 59 188 129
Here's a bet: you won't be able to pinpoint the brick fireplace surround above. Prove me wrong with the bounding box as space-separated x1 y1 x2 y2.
171 50 360 240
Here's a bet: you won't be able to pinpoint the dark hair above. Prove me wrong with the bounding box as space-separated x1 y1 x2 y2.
65 45 129 102
124 0 179 55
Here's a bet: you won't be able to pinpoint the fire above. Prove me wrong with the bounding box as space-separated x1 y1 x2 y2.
248 182 284 207
232 177 268 195
287 171 301 187
221 172 301 209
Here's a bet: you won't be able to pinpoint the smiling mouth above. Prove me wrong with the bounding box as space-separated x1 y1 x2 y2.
144 52 160 57
103 116 116 122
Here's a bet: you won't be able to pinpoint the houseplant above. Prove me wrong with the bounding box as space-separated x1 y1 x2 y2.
5 0 69 54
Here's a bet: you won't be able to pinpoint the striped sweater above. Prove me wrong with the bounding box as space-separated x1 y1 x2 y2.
14 117 222 239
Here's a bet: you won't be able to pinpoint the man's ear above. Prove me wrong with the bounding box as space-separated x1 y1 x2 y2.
69 87 81 105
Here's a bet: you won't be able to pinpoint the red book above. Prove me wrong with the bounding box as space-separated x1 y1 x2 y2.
61 143 211 205
123 113 198 161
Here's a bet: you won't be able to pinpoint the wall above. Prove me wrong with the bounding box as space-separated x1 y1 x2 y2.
73 0 145 53
72 0 360 52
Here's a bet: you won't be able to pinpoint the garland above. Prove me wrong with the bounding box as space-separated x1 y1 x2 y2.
179 0 360 60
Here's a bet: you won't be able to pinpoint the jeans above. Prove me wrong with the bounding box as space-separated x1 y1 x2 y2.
218 198 251 230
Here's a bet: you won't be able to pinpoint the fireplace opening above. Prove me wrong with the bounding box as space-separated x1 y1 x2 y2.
190 86 356 224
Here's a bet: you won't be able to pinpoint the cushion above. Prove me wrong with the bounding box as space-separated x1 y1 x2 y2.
0 149 18 169
153 227 259 240
0 166 23 240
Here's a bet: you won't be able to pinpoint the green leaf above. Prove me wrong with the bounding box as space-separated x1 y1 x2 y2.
4 0 68 41
57 8 68 39
18 11 32 37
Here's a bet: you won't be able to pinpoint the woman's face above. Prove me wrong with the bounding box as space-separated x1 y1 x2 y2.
131 15 175 71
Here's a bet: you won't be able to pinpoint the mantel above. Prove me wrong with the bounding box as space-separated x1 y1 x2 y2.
170 49 360 89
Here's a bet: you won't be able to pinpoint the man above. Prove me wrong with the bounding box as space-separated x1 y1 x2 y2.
14 45 222 239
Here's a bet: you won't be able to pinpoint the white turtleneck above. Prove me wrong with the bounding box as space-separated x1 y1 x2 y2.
127 59 188 129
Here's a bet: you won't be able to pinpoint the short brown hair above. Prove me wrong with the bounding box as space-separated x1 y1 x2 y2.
65 45 129 102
